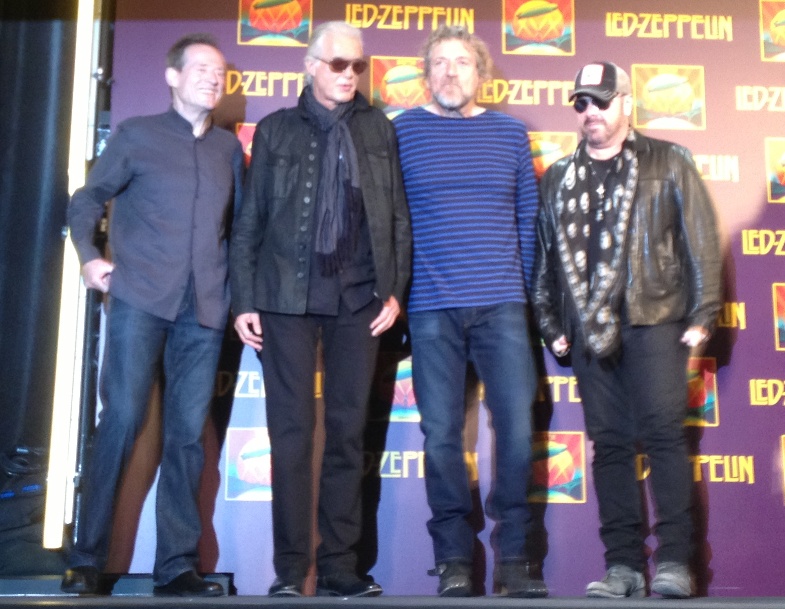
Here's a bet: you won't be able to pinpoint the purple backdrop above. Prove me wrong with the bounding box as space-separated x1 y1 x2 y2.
103 0 785 597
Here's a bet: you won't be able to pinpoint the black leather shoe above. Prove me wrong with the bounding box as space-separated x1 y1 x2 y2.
268 577 304 597
61 566 101 595
316 573 383 597
153 570 224 597
494 561 548 598
429 562 472 597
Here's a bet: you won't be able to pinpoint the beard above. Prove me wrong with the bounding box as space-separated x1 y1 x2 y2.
432 86 471 113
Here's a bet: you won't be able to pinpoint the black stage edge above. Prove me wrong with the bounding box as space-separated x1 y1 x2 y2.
0 597 782 609
0 578 782 609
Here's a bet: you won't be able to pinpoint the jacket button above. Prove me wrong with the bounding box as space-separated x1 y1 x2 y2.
308 154 315 161
300 225 307 232
303 196 310 204
297 272 304 278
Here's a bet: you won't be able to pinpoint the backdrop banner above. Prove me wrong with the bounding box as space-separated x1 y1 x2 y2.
104 0 785 597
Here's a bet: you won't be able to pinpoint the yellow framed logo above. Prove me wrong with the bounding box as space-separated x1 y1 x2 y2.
238 0 312 46
773 283 785 350
761 0 785 61
686 357 719 427
225 427 272 501
528 132 576 179
631 64 706 130
370 57 430 119
502 0 575 55
765 138 785 202
529 431 586 504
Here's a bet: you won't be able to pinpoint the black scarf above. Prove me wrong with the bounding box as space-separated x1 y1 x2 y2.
302 85 363 276
554 130 638 357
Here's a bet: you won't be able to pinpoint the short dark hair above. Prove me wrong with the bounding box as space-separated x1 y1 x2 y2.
421 25 492 80
167 33 221 71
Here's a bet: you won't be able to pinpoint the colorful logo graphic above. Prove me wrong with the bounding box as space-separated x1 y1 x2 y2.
238 0 311 46
390 358 419 422
368 356 420 423
781 435 785 503
503 0 575 56
225 427 272 501
632 65 706 130
370 57 430 119
773 283 785 350
686 357 719 427
235 123 256 167
529 431 586 503
765 138 785 202
761 1 785 61
528 132 576 179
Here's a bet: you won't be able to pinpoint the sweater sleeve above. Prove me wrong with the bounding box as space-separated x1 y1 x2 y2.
515 125 541 297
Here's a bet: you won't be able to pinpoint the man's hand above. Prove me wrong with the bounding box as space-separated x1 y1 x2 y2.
234 312 263 351
681 325 709 348
370 296 401 337
552 334 570 357
82 258 115 293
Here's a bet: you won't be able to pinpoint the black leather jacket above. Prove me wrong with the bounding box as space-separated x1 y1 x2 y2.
230 91 411 315
532 131 722 348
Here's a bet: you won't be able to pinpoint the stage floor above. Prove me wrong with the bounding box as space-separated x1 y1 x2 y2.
0 596 783 609
0 576 782 609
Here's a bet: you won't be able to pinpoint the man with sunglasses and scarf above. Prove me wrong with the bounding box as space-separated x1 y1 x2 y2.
230 21 410 598
532 62 721 599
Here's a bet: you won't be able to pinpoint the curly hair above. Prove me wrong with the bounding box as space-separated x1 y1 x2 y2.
421 25 493 80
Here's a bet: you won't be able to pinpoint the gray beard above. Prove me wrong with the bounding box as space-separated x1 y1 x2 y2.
432 91 471 116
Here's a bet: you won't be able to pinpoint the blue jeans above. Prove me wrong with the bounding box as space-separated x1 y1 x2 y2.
69 288 224 585
409 302 538 565
571 322 692 572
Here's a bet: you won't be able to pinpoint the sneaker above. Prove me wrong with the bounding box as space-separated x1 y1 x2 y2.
586 565 646 598
494 561 548 598
651 562 694 598
428 562 472 597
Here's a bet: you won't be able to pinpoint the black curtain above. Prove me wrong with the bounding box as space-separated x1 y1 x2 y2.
0 0 78 456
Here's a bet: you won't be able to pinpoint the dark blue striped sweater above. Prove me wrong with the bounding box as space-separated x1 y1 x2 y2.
393 106 540 313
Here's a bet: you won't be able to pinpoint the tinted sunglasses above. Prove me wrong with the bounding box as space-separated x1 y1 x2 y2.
315 56 368 75
573 94 617 113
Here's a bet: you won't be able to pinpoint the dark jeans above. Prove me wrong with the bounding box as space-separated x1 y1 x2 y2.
69 290 224 585
409 302 538 565
259 300 381 580
571 322 692 572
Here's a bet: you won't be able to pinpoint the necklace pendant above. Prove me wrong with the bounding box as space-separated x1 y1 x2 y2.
596 183 605 198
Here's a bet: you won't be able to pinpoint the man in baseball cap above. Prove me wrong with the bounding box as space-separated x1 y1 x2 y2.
570 61 632 104
532 60 721 600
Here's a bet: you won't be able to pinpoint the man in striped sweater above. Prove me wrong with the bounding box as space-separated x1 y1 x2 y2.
393 25 545 599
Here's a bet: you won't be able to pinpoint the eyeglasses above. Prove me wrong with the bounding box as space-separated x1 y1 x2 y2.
573 94 618 113
314 56 368 75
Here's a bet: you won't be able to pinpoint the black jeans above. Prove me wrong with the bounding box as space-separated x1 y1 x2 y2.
259 300 381 581
571 322 692 572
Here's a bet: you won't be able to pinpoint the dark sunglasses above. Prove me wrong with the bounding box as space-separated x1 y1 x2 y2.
315 56 368 75
573 94 617 113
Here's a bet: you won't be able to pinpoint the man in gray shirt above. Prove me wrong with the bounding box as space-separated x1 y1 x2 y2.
61 33 242 597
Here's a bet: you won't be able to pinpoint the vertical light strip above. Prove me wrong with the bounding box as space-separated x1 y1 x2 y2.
43 0 102 550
